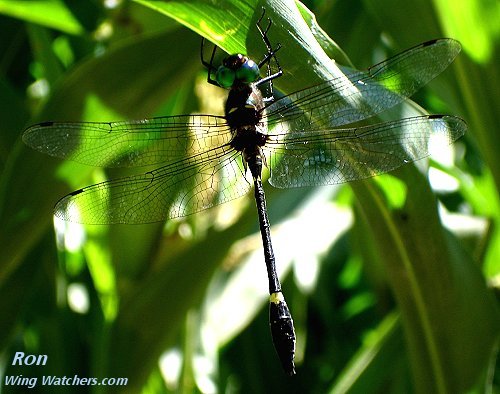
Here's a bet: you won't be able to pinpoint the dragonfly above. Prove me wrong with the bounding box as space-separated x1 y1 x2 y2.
23 10 466 376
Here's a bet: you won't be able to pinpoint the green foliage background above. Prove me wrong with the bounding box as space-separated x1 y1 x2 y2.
0 0 499 393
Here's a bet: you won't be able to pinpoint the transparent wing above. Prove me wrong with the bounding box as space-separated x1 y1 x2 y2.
23 114 232 167
24 39 464 224
263 39 461 131
265 115 466 188
54 147 251 224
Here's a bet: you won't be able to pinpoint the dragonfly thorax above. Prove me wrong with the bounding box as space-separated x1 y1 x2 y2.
225 83 265 127
226 83 268 179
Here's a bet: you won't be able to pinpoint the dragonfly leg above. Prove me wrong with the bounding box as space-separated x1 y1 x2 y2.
200 37 220 86
255 8 283 99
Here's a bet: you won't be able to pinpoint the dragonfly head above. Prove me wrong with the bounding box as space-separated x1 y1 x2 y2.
216 54 260 88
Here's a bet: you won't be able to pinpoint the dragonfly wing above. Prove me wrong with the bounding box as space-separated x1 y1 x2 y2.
54 147 251 224
266 115 466 188
23 115 231 167
264 39 461 130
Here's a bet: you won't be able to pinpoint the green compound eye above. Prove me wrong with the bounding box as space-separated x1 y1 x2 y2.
236 60 260 83
216 66 235 88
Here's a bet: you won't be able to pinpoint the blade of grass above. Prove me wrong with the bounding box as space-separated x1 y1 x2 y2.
352 164 500 393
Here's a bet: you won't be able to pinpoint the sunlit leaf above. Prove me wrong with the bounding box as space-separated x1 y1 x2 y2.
0 0 84 34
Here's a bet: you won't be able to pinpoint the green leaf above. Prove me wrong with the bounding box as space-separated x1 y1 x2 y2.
137 0 349 93
352 164 500 393
0 0 84 34
330 312 408 393
134 0 254 54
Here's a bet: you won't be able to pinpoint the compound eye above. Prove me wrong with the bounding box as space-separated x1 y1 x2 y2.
235 59 260 83
216 66 236 88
